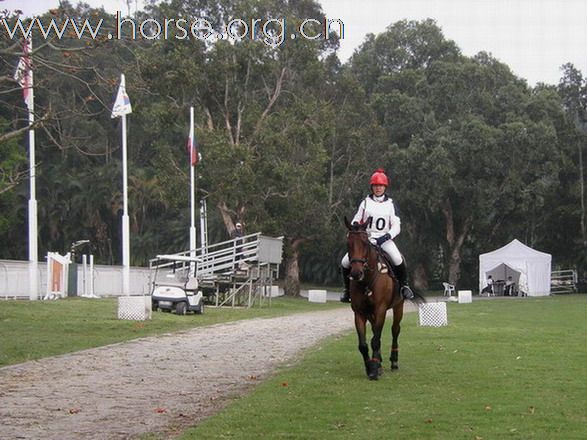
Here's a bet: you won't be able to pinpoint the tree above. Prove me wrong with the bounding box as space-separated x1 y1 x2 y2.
133 0 342 293
350 20 565 287
558 64 587 249
554 64 587 281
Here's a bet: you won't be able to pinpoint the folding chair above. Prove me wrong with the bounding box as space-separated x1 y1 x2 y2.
442 282 455 297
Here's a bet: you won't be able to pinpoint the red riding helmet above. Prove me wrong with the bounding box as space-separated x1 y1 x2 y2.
369 168 389 187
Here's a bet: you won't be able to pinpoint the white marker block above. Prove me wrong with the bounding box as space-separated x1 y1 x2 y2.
308 289 327 303
458 290 473 304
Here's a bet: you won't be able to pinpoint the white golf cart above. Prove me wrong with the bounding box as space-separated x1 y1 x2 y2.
150 254 204 315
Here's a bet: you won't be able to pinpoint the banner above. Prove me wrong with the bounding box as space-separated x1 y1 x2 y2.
111 74 132 118
13 37 33 110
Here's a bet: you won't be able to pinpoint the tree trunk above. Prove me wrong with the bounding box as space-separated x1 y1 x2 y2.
217 200 236 234
442 201 472 286
447 247 463 287
412 262 429 290
284 238 303 297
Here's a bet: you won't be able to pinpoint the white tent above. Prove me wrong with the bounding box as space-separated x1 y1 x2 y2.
479 239 552 296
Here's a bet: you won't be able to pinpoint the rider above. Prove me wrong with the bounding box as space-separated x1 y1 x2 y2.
340 168 414 303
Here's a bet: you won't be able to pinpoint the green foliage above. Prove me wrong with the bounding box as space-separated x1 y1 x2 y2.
0 118 26 254
355 32 574 286
0 4 584 289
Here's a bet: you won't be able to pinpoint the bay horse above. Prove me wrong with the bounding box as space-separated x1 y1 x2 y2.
344 216 423 380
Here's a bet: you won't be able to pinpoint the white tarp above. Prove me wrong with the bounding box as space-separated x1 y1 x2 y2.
479 239 552 296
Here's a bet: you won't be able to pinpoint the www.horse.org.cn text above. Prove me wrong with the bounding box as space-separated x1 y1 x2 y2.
2 13 345 48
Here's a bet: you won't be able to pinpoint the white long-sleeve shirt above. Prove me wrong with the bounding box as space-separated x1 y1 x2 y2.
351 194 401 240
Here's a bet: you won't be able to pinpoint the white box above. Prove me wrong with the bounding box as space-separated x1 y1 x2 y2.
308 289 327 303
262 285 281 297
458 290 472 304
118 296 152 320
418 302 448 327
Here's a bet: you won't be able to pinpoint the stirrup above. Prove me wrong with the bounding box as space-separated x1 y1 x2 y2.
401 285 414 300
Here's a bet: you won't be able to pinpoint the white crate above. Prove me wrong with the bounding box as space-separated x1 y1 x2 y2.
262 285 281 297
117 296 152 321
458 290 472 303
418 302 448 327
308 289 327 303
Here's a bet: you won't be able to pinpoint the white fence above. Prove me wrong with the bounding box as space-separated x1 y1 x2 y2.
0 259 151 299
551 269 578 294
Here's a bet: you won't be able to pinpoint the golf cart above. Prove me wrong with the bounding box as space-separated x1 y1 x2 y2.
150 254 204 315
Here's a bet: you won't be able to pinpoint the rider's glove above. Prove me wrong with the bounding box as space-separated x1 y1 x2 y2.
375 233 391 246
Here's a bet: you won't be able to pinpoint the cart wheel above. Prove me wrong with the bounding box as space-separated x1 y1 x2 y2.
175 301 188 315
195 299 204 315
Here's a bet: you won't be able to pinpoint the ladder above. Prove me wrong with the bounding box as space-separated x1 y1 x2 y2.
199 199 208 256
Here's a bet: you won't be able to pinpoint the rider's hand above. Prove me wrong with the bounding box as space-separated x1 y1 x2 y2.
375 233 391 246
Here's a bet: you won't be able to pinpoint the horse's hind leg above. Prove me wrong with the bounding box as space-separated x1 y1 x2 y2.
354 313 370 375
390 304 404 370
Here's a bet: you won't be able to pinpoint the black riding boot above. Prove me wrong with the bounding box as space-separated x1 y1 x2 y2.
393 261 414 300
340 267 351 303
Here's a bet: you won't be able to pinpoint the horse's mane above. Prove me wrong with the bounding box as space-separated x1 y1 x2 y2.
345 216 370 233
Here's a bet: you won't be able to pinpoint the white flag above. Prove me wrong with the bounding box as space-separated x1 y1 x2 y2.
13 37 33 110
111 73 132 118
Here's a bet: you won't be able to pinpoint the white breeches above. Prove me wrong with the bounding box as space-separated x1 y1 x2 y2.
341 239 403 268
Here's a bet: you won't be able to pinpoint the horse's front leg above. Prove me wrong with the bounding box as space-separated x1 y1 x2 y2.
390 303 404 370
367 307 387 380
354 313 370 375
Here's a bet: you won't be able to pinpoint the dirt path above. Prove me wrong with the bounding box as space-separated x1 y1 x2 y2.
0 307 363 440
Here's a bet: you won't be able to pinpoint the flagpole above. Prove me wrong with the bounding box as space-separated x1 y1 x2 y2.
111 73 132 296
121 108 130 296
189 107 197 275
26 38 38 300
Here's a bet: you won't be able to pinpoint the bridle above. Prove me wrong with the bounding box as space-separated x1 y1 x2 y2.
347 230 372 272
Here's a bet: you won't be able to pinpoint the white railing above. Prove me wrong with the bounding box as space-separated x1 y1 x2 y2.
149 233 277 282
551 269 578 294
0 259 150 299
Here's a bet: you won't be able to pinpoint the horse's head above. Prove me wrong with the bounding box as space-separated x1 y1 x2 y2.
344 216 372 282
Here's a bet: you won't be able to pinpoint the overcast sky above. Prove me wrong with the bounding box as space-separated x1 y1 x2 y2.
6 0 587 86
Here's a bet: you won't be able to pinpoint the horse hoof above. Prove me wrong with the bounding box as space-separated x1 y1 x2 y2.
367 359 381 380
391 363 399 370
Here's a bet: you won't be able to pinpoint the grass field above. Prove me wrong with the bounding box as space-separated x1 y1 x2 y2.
179 295 587 440
0 296 344 367
2 294 585 439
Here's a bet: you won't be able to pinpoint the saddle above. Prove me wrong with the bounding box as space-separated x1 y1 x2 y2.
355 247 400 300
374 246 397 281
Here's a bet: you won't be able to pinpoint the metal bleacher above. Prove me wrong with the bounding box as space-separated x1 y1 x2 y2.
149 233 283 308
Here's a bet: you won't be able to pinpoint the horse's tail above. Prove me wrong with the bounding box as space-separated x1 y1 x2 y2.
409 289 427 305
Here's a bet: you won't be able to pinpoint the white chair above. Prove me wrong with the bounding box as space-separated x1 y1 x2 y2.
443 282 455 297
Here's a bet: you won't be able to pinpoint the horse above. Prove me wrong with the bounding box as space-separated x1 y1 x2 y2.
344 216 423 380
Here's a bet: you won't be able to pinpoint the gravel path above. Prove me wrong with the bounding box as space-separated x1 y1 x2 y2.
0 307 362 440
